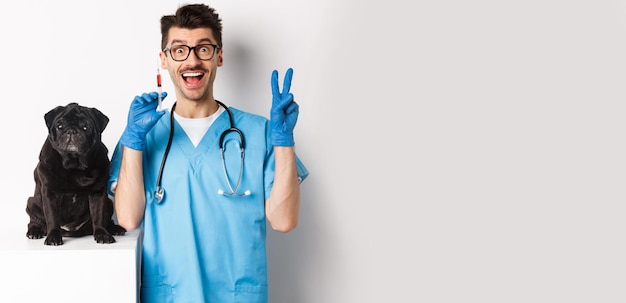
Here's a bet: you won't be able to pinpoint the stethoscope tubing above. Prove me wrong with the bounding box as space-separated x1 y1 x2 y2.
154 102 177 202
154 100 247 203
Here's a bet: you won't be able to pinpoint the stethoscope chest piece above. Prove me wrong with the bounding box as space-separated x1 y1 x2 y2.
155 186 165 204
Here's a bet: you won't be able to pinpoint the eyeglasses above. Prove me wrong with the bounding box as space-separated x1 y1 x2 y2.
163 44 220 61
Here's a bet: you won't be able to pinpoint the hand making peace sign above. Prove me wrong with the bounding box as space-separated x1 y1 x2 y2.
270 68 299 147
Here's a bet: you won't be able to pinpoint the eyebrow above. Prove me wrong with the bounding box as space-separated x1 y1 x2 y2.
170 38 215 46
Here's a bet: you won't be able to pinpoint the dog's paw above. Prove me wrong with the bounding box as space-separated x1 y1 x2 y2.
26 226 46 239
94 230 116 244
44 230 63 246
108 224 127 236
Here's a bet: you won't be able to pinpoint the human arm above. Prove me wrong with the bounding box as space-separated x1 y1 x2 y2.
265 68 302 232
114 147 147 230
113 92 166 230
266 146 301 232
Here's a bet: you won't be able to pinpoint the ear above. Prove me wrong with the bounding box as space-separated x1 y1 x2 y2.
217 48 223 67
87 107 109 133
159 51 167 69
44 105 66 130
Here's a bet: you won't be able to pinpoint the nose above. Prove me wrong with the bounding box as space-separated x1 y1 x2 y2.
187 49 202 62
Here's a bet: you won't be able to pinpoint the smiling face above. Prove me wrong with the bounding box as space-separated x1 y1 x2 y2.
160 26 223 104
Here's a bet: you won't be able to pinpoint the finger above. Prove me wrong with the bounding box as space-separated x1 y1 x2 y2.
271 70 280 97
282 68 293 96
138 93 151 104
139 92 159 105
273 93 293 111
285 100 299 115
154 110 167 119
147 91 160 101
144 92 166 106
283 92 294 104
147 110 166 122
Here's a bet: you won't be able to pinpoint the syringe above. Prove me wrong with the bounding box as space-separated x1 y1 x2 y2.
156 64 163 111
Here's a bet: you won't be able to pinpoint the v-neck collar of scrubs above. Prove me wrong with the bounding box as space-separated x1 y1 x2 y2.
170 107 230 157
173 106 225 148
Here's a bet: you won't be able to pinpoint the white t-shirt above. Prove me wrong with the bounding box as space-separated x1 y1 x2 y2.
173 106 225 147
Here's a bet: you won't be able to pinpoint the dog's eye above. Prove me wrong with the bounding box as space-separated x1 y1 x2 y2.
82 126 89 131
57 124 63 129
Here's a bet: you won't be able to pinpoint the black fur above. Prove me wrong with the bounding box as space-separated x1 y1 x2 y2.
26 103 125 245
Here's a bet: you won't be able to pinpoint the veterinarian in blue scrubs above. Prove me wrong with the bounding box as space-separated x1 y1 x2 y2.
108 4 308 302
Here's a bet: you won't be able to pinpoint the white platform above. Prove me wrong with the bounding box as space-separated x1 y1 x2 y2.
0 228 142 303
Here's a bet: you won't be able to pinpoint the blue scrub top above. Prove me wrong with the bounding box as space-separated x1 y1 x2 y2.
109 106 309 303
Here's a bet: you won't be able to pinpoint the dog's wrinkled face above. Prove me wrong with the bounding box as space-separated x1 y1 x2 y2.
44 102 109 159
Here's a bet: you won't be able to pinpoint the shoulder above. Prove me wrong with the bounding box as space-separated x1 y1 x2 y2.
228 107 268 125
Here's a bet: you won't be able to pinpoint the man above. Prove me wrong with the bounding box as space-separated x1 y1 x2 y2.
108 3 308 302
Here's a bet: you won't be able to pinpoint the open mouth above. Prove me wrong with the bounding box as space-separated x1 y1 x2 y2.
182 72 205 87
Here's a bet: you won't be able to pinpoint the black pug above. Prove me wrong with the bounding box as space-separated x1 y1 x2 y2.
26 102 126 245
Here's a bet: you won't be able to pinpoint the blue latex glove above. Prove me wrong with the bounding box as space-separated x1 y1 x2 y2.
270 68 299 146
119 92 167 150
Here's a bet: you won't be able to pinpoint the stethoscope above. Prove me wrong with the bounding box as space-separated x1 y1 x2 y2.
154 100 250 204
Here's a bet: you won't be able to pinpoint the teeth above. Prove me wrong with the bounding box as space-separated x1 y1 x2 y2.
183 72 203 77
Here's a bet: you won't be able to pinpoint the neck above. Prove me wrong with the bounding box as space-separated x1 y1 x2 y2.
173 99 220 118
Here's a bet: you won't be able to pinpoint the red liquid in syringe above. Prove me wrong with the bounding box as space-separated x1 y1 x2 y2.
157 68 163 110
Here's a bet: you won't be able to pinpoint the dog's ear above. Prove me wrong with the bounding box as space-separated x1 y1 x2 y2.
87 107 109 133
44 105 67 130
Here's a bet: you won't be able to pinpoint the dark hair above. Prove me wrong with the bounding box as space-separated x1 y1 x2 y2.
160 3 223 50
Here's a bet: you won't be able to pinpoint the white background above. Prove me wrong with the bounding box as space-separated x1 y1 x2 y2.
1 0 625 302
